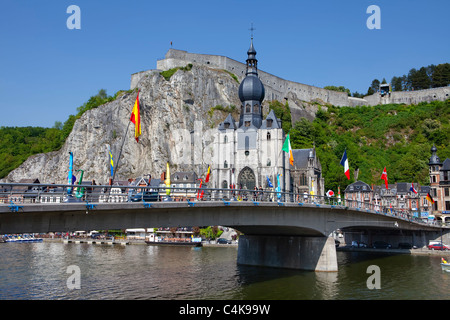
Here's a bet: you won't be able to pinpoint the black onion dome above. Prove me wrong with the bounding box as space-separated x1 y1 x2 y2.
429 145 442 165
238 75 265 103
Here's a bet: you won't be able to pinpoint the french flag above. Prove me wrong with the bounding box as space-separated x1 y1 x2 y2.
340 149 350 180
410 182 418 194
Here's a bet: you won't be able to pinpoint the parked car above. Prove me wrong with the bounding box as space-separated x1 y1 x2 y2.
398 242 413 249
427 243 450 251
351 241 367 248
130 191 159 202
217 238 231 244
373 241 392 249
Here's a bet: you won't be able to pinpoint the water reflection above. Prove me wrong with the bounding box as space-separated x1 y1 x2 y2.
1 242 450 300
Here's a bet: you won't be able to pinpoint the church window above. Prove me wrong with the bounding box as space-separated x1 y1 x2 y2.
224 161 228 168
245 121 251 127
267 119 273 128
267 159 271 166
222 180 228 189
253 103 259 113
246 104 251 113
267 132 271 140
224 122 230 129
224 135 228 143
245 151 250 156
300 173 307 186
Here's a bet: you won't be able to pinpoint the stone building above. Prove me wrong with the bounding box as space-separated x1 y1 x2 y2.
211 38 290 193
428 145 450 222
210 38 324 197
290 148 324 197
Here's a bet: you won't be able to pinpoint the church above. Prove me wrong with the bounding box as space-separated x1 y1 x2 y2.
210 38 324 197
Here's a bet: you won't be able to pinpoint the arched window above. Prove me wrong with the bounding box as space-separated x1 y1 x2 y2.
253 103 259 113
267 132 271 140
222 180 228 189
267 159 271 166
224 160 228 168
246 104 251 113
224 135 228 143
300 173 307 186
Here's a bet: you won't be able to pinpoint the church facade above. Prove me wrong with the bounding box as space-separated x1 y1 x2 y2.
210 39 324 197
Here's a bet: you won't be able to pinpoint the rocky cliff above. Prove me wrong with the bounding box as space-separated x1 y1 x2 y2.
6 64 322 184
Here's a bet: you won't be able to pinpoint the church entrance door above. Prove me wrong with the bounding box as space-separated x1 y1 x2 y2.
238 167 256 191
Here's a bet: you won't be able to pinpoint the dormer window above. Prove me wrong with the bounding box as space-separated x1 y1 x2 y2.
267 119 273 128
224 122 230 129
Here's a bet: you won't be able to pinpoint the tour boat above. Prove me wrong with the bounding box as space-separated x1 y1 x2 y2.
145 237 202 247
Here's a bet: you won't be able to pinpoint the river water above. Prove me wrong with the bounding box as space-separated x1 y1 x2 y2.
1 242 449 300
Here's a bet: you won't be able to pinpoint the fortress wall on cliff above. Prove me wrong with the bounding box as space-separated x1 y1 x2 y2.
131 49 449 107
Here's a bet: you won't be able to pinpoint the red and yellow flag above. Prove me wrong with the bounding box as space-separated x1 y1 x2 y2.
205 165 211 183
130 90 141 142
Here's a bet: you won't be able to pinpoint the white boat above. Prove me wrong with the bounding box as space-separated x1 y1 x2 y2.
441 258 450 272
441 263 450 272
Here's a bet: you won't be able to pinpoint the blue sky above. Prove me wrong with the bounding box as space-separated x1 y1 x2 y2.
1 0 449 128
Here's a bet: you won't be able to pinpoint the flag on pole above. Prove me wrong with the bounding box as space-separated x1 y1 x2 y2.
410 182 417 194
380 167 388 189
197 178 204 200
282 134 294 166
426 192 435 204
67 151 75 194
266 176 274 188
326 190 335 197
165 162 171 196
130 90 141 142
340 149 350 180
205 165 211 183
108 147 114 177
276 174 282 200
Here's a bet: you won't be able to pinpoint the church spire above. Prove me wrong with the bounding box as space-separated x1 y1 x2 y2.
238 27 265 129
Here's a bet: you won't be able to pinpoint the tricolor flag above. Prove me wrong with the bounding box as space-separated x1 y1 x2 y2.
205 165 211 183
282 134 294 166
130 90 141 142
380 167 388 189
410 182 417 194
340 149 350 180
108 147 114 177
426 192 435 204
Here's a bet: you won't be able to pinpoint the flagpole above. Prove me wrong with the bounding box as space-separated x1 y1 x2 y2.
110 89 140 189
111 121 131 188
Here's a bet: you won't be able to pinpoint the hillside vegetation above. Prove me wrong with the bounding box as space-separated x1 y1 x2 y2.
289 99 450 192
0 89 132 179
1 90 449 192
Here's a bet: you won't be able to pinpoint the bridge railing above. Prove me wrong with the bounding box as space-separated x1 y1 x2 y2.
0 182 442 227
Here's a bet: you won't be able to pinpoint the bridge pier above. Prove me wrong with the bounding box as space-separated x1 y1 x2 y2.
237 235 338 272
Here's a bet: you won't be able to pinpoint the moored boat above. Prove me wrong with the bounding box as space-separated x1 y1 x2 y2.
145 238 202 247
441 258 450 272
